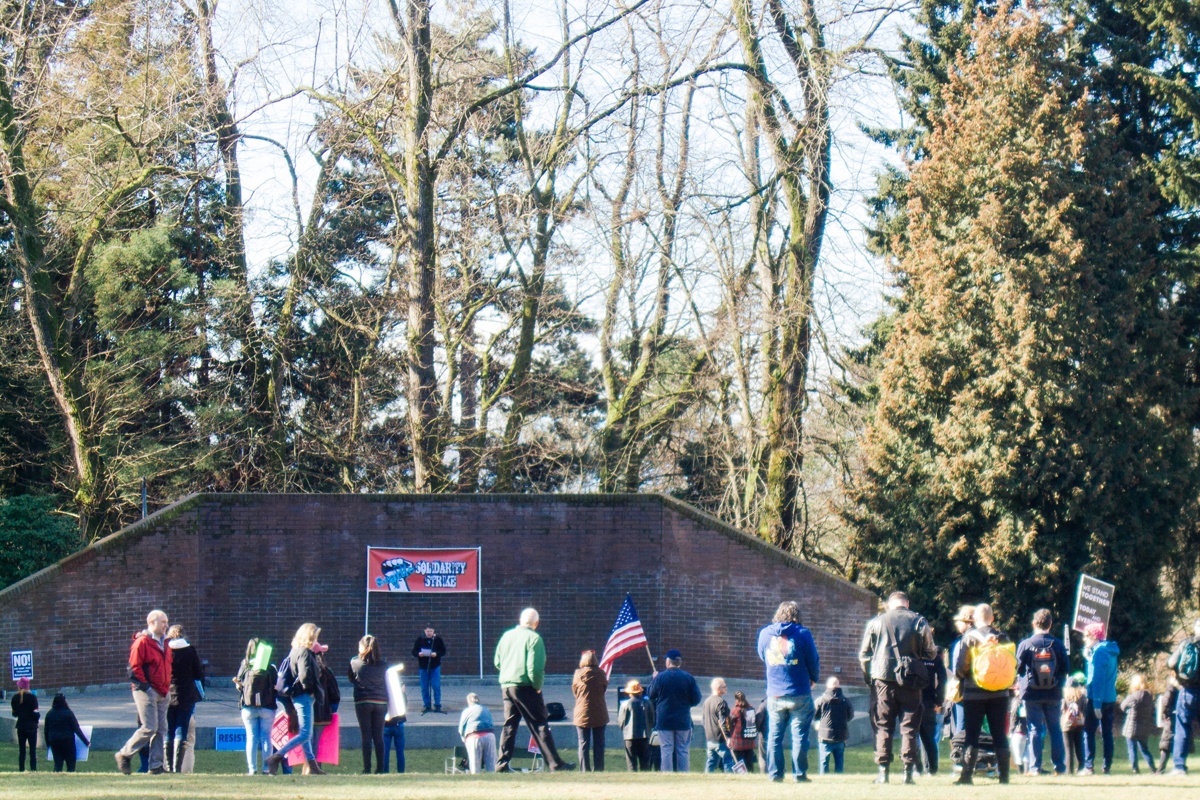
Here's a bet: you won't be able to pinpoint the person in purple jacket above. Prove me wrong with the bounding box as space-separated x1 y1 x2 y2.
756 600 820 782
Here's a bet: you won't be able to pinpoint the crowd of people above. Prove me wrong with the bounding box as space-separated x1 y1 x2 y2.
8 600 1200 783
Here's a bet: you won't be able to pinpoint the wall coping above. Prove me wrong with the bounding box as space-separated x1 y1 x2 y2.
0 492 876 606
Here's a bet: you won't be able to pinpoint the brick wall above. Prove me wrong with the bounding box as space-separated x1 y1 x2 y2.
0 493 876 688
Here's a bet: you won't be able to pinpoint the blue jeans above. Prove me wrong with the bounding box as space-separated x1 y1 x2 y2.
1174 687 1199 771
241 707 274 774
767 694 813 780
382 721 405 773
277 693 316 761
420 666 441 709
658 728 692 772
705 739 734 773
1025 699 1065 774
1083 699 1114 771
818 740 844 774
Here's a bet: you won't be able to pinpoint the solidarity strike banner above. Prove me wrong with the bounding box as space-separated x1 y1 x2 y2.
367 547 480 593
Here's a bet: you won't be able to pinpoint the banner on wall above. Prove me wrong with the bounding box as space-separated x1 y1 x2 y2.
366 547 480 593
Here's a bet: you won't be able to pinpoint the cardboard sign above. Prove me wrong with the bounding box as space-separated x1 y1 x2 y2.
215 726 246 750
1072 574 1116 633
46 725 92 763
386 664 408 719
10 650 32 681
270 710 340 766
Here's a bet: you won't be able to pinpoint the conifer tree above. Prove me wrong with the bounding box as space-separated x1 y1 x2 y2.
846 3 1197 655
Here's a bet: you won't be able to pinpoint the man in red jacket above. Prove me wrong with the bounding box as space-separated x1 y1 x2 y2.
115 609 172 774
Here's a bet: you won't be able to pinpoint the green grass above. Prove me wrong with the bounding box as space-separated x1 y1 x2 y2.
0 743 1197 800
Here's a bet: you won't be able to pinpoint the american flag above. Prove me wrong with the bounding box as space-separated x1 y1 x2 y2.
599 594 648 677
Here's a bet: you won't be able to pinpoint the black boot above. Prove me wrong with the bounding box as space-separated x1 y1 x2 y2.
306 758 326 775
173 742 188 774
997 752 1010 785
955 748 977 785
874 765 889 784
904 764 916 784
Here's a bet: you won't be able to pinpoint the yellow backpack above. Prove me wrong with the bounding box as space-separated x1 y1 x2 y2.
971 637 1017 692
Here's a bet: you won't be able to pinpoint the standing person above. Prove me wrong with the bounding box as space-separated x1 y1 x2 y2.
952 603 1017 785
946 606 974 741
813 676 854 775
618 679 655 771
233 638 277 775
493 608 573 772
44 693 89 773
458 693 497 773
349 635 389 774
916 647 947 774
412 624 446 713
1166 618 1200 774
572 650 609 772
1120 674 1156 773
1080 622 1119 775
728 690 759 772
165 624 203 773
702 678 734 774
10 677 38 772
1157 675 1181 774
266 623 325 776
756 600 821 783
648 648 702 772
382 662 407 774
308 645 340 774
859 591 936 784
1015 608 1069 775
755 697 769 770
115 609 172 775
1062 675 1087 773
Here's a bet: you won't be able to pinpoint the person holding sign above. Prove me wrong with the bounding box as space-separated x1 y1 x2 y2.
412 625 446 713
44 693 90 772
1080 622 1119 775
952 603 1016 785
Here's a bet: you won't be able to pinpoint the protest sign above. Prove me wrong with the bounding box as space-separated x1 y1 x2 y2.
10 650 32 681
1072 574 1115 633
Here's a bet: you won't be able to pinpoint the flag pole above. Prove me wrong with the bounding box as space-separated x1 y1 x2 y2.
645 644 656 673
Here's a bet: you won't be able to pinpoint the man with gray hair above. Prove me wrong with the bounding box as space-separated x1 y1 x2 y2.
458 692 496 773
492 608 573 772
859 591 936 784
702 677 734 773
115 609 172 774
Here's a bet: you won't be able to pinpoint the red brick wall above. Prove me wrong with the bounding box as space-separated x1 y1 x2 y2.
0 494 875 688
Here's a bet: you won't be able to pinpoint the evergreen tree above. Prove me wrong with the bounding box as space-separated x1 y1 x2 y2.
846 4 1197 655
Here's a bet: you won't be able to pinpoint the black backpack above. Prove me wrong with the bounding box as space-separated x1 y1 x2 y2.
1030 643 1058 690
242 665 276 707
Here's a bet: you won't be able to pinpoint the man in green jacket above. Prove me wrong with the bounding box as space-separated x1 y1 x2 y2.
493 608 573 772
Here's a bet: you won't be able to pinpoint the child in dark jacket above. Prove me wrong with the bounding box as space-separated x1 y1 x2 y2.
813 677 855 774
44 693 90 773
728 691 759 772
1157 677 1180 774
1121 674 1156 773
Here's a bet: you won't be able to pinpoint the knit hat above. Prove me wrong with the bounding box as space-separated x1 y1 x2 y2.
1084 622 1106 641
16 677 29 690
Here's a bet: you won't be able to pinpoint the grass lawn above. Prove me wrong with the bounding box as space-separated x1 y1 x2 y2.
0 742 1197 799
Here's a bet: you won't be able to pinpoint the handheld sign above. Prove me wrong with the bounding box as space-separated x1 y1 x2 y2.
1072 574 1115 633
10 650 32 681
46 725 92 763
386 664 407 719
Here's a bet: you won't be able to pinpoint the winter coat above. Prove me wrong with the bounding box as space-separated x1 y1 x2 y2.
953 625 1014 701
648 667 701 731
493 625 546 689
859 608 936 684
285 646 321 699
813 687 855 742
1168 636 1200 689
129 630 172 697
313 657 340 723
756 621 820 697
618 696 655 740
1121 690 1155 740
44 706 88 747
10 691 38 732
1085 640 1120 704
1015 632 1069 702
412 635 446 670
348 657 389 703
168 638 204 707
572 666 609 728
922 653 948 709
459 703 494 738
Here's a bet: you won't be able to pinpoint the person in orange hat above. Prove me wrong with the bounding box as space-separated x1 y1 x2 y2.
618 679 655 771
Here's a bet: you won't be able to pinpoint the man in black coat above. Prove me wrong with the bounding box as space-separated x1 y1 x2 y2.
412 625 446 713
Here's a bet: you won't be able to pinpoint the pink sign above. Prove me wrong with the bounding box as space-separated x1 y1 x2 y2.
269 710 341 766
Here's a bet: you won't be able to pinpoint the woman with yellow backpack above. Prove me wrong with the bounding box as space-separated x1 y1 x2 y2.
952 603 1018 785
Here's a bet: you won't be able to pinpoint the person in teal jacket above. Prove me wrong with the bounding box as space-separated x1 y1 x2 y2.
492 608 573 772
1080 622 1120 775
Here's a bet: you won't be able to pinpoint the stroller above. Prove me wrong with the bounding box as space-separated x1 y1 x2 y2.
947 708 999 777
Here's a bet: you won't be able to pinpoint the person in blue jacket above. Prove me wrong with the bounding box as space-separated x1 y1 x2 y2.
647 648 702 772
756 600 820 782
1080 622 1119 775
